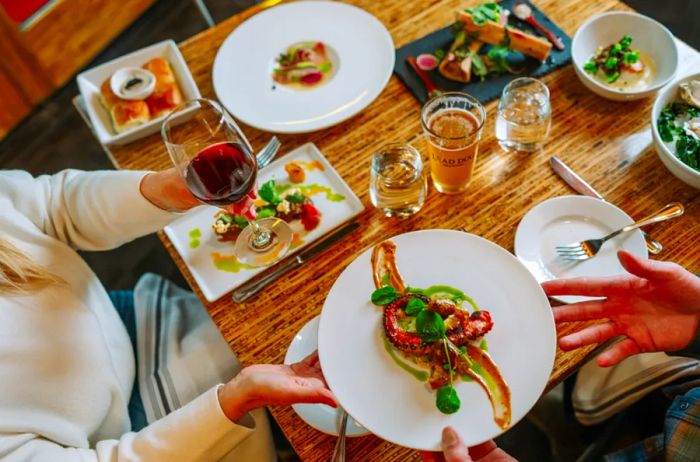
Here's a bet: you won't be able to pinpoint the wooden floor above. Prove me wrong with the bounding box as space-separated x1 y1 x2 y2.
0 0 696 460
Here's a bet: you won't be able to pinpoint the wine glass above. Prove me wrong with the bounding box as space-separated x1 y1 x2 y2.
162 98 292 267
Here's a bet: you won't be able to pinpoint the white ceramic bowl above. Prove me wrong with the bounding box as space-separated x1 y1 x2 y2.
572 12 678 101
651 72 700 189
76 40 201 146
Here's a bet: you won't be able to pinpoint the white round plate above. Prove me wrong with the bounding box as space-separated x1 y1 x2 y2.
212 1 395 133
318 230 556 451
284 316 369 437
514 196 648 304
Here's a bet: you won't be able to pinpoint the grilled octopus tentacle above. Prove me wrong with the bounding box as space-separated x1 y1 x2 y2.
384 296 494 354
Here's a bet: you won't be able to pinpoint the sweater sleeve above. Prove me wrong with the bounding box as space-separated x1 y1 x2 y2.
0 386 256 462
0 170 179 251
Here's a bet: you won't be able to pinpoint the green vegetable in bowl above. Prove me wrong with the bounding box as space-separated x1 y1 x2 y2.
657 102 700 171
584 35 640 84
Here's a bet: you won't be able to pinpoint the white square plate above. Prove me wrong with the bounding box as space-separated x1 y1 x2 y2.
164 142 364 302
76 40 200 146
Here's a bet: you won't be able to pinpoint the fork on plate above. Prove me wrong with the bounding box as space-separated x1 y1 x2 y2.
256 136 281 169
556 203 684 261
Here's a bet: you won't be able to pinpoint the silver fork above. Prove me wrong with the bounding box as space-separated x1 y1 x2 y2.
256 136 280 169
331 410 349 462
556 203 684 261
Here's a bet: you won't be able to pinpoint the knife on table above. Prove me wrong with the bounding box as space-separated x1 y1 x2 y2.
232 221 361 303
549 156 663 255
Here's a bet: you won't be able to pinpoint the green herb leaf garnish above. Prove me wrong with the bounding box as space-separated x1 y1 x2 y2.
436 385 461 414
286 192 306 203
371 286 398 305
465 2 502 25
259 180 282 206
234 215 249 229
405 297 427 316
256 206 276 220
416 310 446 343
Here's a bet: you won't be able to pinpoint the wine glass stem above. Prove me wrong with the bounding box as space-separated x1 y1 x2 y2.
247 218 273 250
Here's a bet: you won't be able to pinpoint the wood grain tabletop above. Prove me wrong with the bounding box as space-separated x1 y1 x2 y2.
100 0 700 460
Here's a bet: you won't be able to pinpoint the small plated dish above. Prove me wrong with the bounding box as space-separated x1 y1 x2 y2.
651 72 700 189
514 196 648 304
284 316 369 437
572 12 678 101
76 40 200 146
163 142 364 302
212 1 395 134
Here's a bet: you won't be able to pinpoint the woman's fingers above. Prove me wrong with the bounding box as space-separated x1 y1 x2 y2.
287 384 338 407
552 300 609 322
559 322 620 350
420 452 446 462
542 276 630 298
442 427 472 462
597 337 641 367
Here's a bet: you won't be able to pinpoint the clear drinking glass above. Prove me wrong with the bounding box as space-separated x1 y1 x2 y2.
369 144 427 218
162 98 292 267
495 77 551 152
421 92 486 194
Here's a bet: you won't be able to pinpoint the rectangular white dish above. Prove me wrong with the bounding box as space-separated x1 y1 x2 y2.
76 40 200 146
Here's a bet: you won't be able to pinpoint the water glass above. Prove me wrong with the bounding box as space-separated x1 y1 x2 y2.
369 144 427 218
495 77 551 152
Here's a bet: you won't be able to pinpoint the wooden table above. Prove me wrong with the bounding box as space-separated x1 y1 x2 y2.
96 0 700 460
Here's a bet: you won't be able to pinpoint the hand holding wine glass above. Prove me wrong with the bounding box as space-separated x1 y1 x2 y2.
162 98 292 266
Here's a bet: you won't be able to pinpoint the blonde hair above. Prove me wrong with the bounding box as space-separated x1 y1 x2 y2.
0 237 63 293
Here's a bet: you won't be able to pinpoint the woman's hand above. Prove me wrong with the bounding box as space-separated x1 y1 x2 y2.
420 427 516 462
140 168 201 212
218 351 337 422
542 250 700 367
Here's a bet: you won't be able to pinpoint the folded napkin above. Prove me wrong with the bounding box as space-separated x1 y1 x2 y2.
394 0 572 104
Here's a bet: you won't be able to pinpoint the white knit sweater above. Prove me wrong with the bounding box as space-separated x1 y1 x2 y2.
0 170 255 461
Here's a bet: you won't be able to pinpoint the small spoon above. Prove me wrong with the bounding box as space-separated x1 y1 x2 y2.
406 56 443 100
513 3 565 51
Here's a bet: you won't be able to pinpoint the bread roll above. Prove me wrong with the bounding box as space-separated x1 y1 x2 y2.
142 57 183 117
110 100 150 133
100 78 121 110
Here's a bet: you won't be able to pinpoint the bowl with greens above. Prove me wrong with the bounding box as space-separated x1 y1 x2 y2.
572 12 678 101
652 72 700 189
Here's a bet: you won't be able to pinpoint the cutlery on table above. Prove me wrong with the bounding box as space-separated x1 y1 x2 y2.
556 203 684 261
406 56 443 99
549 156 663 255
232 221 360 303
513 3 565 51
331 410 349 462
256 136 281 168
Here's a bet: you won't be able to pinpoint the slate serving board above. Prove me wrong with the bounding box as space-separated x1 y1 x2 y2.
394 0 572 104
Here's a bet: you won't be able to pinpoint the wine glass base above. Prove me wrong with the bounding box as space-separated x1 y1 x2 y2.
234 217 293 267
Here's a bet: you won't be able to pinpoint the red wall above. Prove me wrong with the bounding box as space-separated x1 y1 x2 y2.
0 0 50 23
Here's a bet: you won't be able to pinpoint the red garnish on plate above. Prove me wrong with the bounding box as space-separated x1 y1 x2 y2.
301 71 323 85
301 203 321 230
416 53 439 71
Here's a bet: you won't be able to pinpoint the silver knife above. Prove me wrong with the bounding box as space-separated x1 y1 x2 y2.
549 156 663 255
232 221 360 303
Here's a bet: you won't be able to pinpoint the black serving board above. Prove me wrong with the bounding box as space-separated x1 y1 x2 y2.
394 0 572 104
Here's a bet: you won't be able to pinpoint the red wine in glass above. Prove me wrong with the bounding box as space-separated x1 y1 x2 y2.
185 141 257 206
